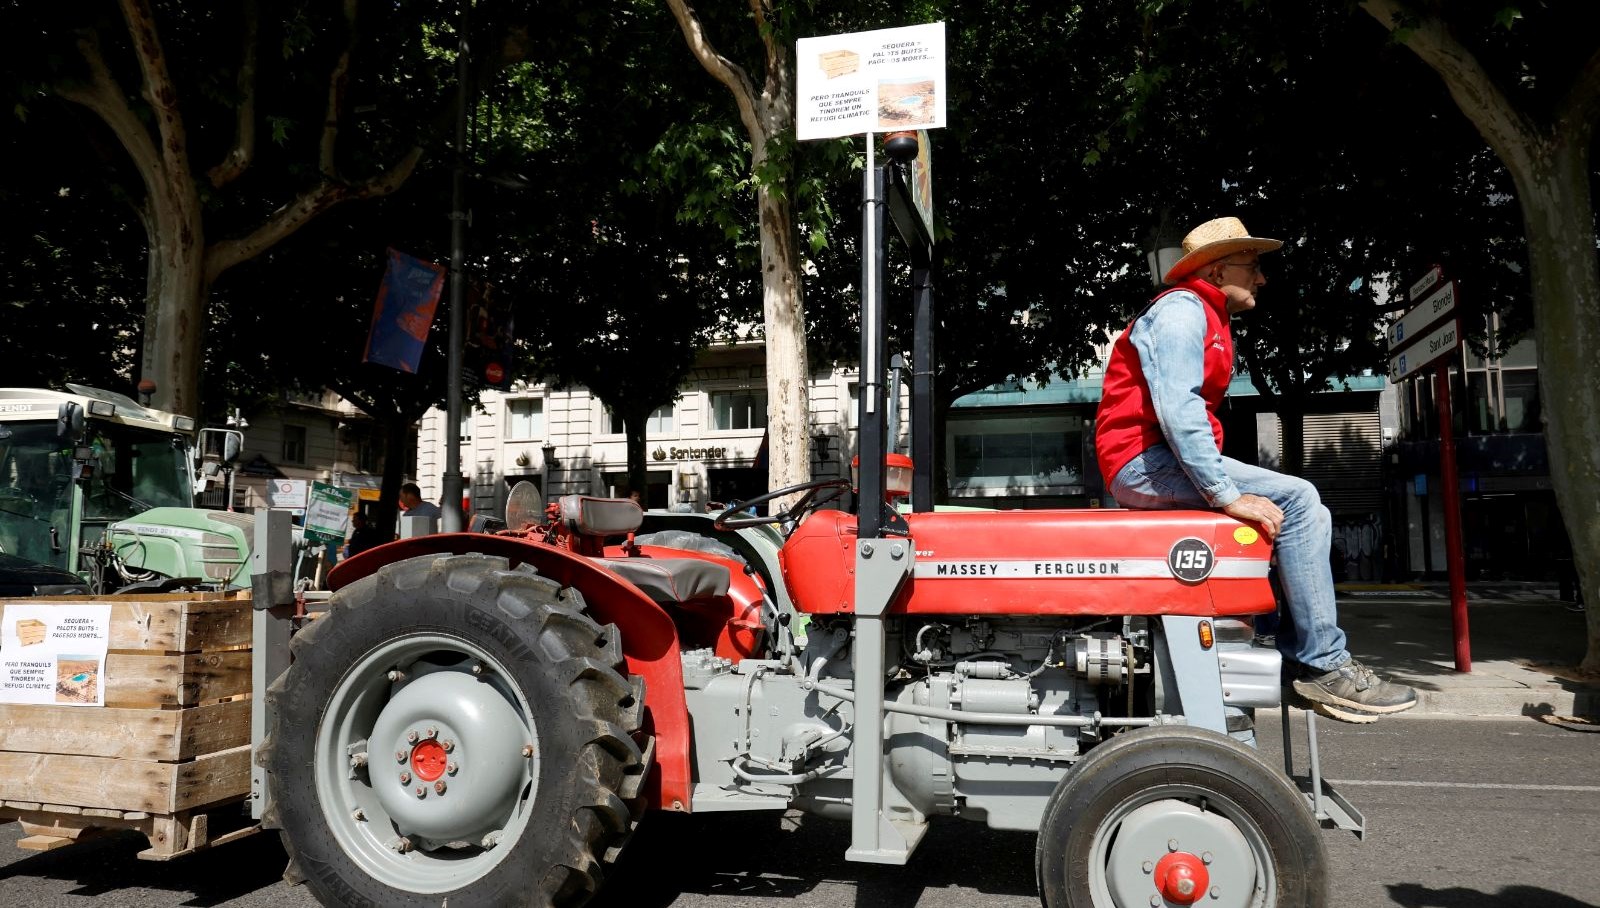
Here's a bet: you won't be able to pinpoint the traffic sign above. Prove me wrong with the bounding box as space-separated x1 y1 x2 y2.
1388 280 1457 351
1407 265 1442 302
1388 318 1460 382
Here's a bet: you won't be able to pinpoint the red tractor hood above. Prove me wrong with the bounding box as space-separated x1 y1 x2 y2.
781 509 1274 618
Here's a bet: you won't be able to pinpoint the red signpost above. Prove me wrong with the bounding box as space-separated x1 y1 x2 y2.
1388 267 1471 671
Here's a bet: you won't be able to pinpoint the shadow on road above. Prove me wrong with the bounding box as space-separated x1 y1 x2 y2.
591 810 1037 908
1388 882 1599 907
0 826 291 907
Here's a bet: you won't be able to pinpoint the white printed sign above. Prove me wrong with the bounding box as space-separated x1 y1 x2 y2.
268 478 309 514
1388 318 1461 382
1387 281 1457 351
796 23 947 141
0 603 113 706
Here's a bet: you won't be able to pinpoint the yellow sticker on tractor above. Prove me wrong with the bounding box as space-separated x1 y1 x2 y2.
1233 526 1261 546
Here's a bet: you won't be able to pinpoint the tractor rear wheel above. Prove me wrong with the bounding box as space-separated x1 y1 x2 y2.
1035 726 1326 908
263 553 649 907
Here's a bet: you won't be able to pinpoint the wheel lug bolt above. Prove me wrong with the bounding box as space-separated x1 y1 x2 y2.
1167 838 1179 852
1142 860 1153 873
447 762 458 775
522 744 535 758
425 727 438 739
407 730 419 744
434 780 447 795
442 739 455 753
396 750 408 764
1149 895 1162 907
1201 851 1213 865
399 771 412 784
351 808 365 821
415 786 427 798
1211 886 1221 899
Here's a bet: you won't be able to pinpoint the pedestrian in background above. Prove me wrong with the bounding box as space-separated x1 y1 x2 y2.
399 482 441 519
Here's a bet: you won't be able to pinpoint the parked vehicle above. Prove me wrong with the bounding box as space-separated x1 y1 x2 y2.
253 135 1359 908
0 384 247 594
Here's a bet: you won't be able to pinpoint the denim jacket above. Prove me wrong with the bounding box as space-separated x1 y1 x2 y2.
1126 290 1241 507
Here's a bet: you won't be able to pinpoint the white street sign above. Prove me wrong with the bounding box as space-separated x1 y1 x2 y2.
796 23 946 141
1408 265 1442 302
1388 280 1457 351
1388 318 1460 382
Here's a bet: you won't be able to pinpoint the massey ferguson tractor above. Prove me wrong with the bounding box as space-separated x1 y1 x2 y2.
256 134 1357 907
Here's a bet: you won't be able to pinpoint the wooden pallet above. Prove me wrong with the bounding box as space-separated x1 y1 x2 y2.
0 593 256 859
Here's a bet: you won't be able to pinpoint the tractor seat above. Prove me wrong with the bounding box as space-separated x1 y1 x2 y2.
600 557 731 606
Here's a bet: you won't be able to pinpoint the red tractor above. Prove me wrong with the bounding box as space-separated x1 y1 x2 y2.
258 135 1356 907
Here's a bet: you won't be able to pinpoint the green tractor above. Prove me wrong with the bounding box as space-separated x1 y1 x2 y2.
0 384 249 596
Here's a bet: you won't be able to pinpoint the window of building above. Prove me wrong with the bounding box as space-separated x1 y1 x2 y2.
459 411 472 442
356 437 382 474
711 390 767 431
506 398 545 440
282 425 307 465
605 404 674 436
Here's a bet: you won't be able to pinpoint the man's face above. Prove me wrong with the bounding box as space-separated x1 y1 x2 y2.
399 490 417 508
1209 255 1267 314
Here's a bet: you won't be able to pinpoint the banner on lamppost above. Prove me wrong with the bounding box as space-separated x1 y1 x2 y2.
795 23 947 141
466 279 515 389
363 248 445 374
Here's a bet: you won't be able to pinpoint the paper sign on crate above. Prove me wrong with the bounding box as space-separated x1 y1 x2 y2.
0 603 113 707
796 23 947 141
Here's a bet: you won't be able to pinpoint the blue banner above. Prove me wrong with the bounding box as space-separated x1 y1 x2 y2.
363 248 445 373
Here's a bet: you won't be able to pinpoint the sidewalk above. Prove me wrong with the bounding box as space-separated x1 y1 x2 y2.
1332 581 1599 720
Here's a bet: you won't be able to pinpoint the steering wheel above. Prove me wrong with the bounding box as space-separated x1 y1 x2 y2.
714 478 852 533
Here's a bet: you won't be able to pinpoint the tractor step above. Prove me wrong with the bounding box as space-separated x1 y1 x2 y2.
1279 705 1366 839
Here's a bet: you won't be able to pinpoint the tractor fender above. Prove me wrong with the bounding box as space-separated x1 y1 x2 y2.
328 533 693 812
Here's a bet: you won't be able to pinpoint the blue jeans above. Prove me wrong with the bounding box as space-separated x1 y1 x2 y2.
1110 444 1351 673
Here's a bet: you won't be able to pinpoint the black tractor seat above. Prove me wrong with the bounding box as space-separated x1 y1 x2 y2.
599 557 731 606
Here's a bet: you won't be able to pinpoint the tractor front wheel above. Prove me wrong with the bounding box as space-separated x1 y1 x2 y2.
264 553 648 907
1035 726 1326 908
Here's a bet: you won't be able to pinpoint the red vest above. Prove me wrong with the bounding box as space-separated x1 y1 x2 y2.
1095 278 1234 488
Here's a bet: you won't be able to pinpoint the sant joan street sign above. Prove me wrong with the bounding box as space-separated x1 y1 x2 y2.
1388 318 1461 382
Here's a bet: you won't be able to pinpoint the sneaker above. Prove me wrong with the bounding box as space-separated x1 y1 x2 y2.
1292 659 1418 719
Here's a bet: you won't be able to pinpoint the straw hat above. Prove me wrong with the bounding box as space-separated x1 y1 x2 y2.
1163 217 1283 284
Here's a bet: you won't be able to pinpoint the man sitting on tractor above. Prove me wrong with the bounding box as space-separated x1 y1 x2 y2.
1096 216 1417 723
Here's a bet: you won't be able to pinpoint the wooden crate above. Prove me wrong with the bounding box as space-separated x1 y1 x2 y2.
16 618 46 647
0 592 256 859
818 49 859 79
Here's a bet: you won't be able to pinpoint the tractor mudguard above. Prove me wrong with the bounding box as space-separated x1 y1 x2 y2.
328 533 694 812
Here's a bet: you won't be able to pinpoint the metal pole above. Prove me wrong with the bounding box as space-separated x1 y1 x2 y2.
439 9 470 534
910 264 934 512
1434 363 1471 672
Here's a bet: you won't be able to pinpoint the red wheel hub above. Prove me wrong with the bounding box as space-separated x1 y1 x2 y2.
410 739 448 782
1153 851 1209 905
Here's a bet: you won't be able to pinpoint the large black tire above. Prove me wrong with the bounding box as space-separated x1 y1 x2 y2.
1035 726 1327 908
263 553 649 907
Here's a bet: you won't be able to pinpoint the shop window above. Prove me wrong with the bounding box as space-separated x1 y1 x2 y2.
947 417 1084 496
1501 369 1540 432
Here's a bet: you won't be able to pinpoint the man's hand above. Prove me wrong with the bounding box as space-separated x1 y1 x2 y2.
1222 493 1284 540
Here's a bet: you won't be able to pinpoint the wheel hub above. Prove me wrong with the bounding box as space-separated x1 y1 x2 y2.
1153 851 1210 904
369 669 532 843
1105 798 1257 908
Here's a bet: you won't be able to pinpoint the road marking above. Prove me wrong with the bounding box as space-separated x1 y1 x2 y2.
1329 779 1600 793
